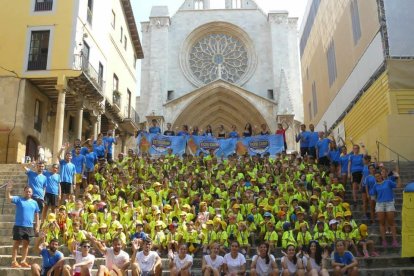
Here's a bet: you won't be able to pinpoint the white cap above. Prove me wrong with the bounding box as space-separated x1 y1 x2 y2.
329 219 339 226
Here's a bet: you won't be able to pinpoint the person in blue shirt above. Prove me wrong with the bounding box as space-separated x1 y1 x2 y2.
72 146 86 198
177 125 189 136
331 240 358 276
339 145 350 188
42 164 61 222
228 125 239 138
364 164 377 225
348 144 365 206
316 131 331 168
103 130 118 163
24 162 46 215
58 145 76 204
6 182 40 268
148 119 161 134
70 138 88 156
296 124 310 157
31 237 64 276
308 124 319 157
85 145 97 184
373 168 401 249
93 137 106 159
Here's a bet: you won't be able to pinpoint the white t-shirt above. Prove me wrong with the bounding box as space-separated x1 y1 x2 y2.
223 253 246 273
281 256 302 275
105 248 129 270
252 254 276 275
309 257 321 272
74 251 95 273
204 255 224 270
173 254 193 272
135 251 159 272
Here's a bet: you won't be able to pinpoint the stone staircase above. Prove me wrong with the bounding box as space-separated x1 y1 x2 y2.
0 164 413 275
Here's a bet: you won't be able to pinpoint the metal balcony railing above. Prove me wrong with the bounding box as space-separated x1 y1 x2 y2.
113 92 121 107
73 54 105 94
34 1 53 11
27 53 48 70
124 105 140 123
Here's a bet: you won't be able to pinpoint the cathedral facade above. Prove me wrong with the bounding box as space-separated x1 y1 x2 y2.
137 0 303 149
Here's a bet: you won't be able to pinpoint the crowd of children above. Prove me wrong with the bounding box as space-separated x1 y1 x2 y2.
36 140 389 263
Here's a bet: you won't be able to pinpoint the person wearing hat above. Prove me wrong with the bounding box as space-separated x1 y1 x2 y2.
309 195 323 225
182 221 201 256
236 221 250 258
152 221 166 255
293 210 309 235
166 223 181 258
323 203 335 222
96 223 112 247
340 222 357 256
313 221 332 248
131 237 162 276
231 203 244 222
313 213 329 233
353 224 378 258
66 220 86 250
199 220 215 254
263 222 278 253
281 222 297 249
343 210 358 229
296 222 312 249
328 219 341 246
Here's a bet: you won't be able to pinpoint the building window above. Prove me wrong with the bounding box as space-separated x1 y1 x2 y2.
87 0 93 25
308 102 312 120
111 10 116 29
300 0 321 56
113 74 119 92
34 0 53 11
350 0 362 44
267 89 274 100
120 27 123 42
195 0 203 10
232 0 242 8
124 36 127 50
326 40 337 86
27 30 50 70
312 81 318 116
34 100 42 132
167 90 175 101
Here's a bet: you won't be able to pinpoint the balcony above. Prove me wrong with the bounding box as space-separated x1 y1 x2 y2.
27 53 47 71
112 91 121 112
120 105 139 133
34 1 53 11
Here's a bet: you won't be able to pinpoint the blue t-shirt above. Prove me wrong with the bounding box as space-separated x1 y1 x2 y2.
12 196 39 227
296 131 310 148
59 160 76 183
43 171 61 195
364 175 376 195
349 154 364 173
177 131 188 136
309 131 319 147
373 180 397 202
328 148 341 163
339 154 350 174
71 147 88 156
316 138 331 158
26 170 46 199
332 251 355 265
149 126 161 134
41 248 63 269
85 152 97 171
228 131 239 138
93 144 106 158
361 165 370 185
103 136 116 153
72 154 86 174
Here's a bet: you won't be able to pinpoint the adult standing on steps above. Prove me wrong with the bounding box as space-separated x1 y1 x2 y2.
57 144 76 204
31 237 64 276
42 164 61 222
6 182 40 268
24 162 46 218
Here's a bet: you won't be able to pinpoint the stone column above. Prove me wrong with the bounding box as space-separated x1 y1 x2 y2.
53 88 66 160
74 106 84 140
90 115 98 140
97 114 101 135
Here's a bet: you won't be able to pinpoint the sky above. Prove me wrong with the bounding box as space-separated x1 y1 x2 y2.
131 0 309 95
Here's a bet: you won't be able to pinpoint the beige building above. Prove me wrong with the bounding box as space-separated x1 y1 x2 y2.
300 0 414 160
0 0 143 164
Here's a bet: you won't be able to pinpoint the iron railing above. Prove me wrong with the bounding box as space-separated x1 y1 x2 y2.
73 54 105 94
34 0 53 11
376 140 411 167
27 53 48 70
113 92 121 107
124 105 140 123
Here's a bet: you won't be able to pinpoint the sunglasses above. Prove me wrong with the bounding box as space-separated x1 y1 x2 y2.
82 245 91 248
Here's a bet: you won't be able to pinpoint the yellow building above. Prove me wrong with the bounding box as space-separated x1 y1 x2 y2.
0 0 143 163
300 0 414 161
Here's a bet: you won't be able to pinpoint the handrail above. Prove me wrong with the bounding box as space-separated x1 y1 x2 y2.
376 141 411 171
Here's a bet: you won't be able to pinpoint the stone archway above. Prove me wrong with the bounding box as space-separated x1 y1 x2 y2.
171 81 274 134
